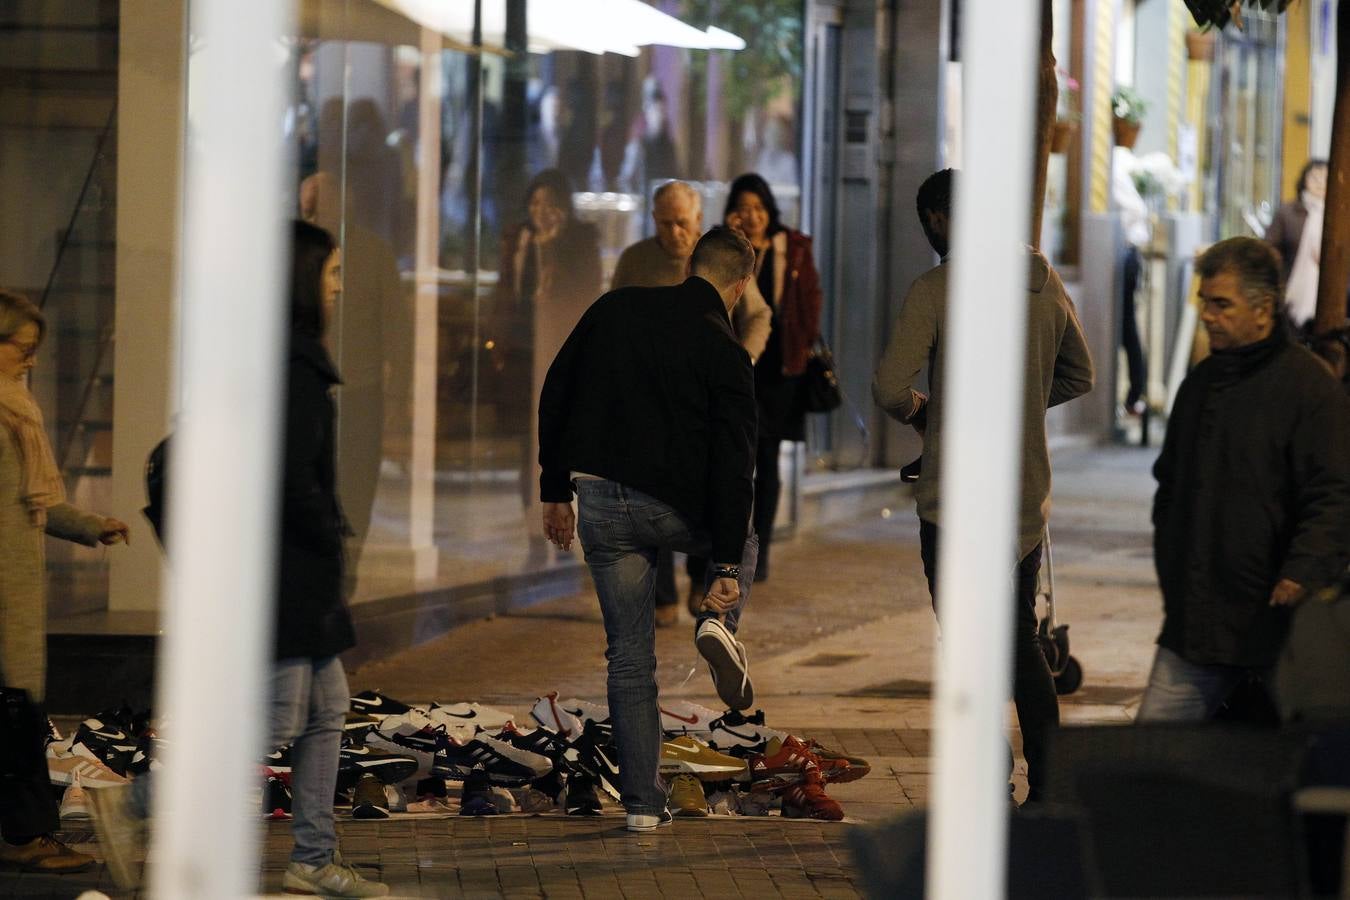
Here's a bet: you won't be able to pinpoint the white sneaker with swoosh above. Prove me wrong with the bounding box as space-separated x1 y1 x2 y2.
696 619 754 710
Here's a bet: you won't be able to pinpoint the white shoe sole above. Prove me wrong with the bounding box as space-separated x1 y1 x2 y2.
696 622 754 710
626 811 674 832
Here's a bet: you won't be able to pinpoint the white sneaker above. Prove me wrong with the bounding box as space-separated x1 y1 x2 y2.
529 692 585 738
625 809 674 832
555 697 610 727
695 619 754 710
60 774 90 819
426 701 515 732
282 856 390 898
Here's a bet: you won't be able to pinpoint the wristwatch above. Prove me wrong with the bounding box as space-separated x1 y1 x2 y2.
712 564 741 580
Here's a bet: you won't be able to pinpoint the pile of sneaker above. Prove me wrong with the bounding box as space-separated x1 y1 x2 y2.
46 707 159 821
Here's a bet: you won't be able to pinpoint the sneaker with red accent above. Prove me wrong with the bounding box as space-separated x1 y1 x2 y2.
781 763 844 821
799 737 871 783
746 735 852 788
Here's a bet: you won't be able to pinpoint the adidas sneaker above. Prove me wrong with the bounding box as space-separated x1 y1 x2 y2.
47 742 127 789
431 733 552 786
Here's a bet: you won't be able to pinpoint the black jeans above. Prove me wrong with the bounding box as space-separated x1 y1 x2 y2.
0 689 58 841
919 520 1060 800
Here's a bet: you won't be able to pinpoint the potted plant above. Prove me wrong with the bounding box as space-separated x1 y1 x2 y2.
1052 68 1080 154
1185 27 1217 61
1112 86 1147 149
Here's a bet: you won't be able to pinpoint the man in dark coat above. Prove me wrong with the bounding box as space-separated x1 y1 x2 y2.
1139 236 1350 721
538 227 759 832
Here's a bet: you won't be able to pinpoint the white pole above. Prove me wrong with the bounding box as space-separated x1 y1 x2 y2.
926 2 1040 898
150 0 292 896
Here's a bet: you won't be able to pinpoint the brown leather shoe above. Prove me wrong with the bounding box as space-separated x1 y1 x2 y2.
0 835 95 873
655 603 679 628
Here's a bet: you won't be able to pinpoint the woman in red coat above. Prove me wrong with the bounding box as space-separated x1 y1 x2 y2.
725 173 823 581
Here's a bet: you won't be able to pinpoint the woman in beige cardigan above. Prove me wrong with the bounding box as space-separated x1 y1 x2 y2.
0 289 128 872
0 290 129 700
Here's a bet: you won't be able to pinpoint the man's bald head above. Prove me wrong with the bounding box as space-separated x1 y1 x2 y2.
652 181 703 260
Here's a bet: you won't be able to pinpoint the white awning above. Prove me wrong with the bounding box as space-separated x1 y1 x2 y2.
373 0 744 56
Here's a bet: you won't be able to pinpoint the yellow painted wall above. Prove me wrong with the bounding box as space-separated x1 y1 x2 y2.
1282 0 1312 199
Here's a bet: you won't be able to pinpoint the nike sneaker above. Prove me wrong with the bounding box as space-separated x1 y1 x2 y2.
71 725 138 777
781 763 844 821
337 745 420 791
658 736 748 781
427 701 515 733
568 721 622 801
554 697 610 728
262 744 294 777
529 692 585 739
669 773 709 817
431 733 553 786
349 689 415 720
703 709 784 755
363 709 441 778
695 618 754 710
562 772 602 816
344 712 382 739
659 700 722 736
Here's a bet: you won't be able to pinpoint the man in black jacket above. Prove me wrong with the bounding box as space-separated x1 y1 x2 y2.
538 227 759 831
1139 236 1350 721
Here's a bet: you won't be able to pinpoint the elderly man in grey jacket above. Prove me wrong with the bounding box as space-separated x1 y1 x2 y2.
611 180 771 627
872 169 1094 802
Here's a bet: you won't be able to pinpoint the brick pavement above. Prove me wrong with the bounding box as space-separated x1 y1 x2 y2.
3 446 1162 898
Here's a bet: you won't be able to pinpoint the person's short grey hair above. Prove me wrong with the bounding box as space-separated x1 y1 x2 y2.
0 290 45 344
1196 237 1284 316
652 180 702 213
689 226 754 289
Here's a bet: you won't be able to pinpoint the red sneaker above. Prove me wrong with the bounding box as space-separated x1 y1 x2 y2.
781 763 844 821
800 738 871 783
747 735 853 788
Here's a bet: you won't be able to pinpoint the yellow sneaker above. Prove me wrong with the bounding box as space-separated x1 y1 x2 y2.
658 735 747 781
669 774 709 817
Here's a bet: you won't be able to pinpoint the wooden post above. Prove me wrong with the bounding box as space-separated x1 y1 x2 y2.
1030 0 1058 249
1315 0 1350 374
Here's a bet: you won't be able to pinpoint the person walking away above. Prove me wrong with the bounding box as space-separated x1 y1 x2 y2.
1139 236 1350 722
872 169 1094 802
538 227 760 831
88 222 389 897
0 289 129 873
611 180 770 626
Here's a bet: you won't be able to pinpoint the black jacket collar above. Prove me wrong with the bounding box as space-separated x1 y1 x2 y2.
685 276 730 323
290 333 342 385
1209 322 1287 388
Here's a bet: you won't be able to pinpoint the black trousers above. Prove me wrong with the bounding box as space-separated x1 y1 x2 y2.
687 435 783 583
1121 246 1146 409
919 520 1060 800
0 689 58 841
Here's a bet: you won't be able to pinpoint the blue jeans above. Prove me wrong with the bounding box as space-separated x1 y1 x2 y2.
129 655 348 867
574 479 758 815
1136 645 1262 723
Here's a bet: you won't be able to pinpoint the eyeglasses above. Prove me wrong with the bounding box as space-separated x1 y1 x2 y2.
2 339 38 361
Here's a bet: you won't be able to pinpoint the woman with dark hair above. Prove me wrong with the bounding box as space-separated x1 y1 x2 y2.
495 168 601 561
1266 159 1329 329
90 222 388 898
0 289 128 873
724 173 823 581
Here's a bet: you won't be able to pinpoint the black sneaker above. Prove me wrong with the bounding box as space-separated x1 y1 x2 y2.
72 724 138 777
431 731 552 786
349 690 414 720
568 721 622 801
458 770 497 817
263 775 292 820
563 772 602 816
337 745 420 792
351 773 390 820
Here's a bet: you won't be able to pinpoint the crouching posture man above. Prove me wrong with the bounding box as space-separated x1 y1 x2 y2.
538 227 761 831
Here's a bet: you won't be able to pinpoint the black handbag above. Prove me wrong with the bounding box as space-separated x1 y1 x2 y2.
800 338 843 413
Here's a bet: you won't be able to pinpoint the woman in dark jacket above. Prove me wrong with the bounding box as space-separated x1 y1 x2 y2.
494 169 601 561
725 173 823 580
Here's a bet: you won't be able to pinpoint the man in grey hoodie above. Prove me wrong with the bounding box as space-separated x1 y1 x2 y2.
872 169 1094 801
